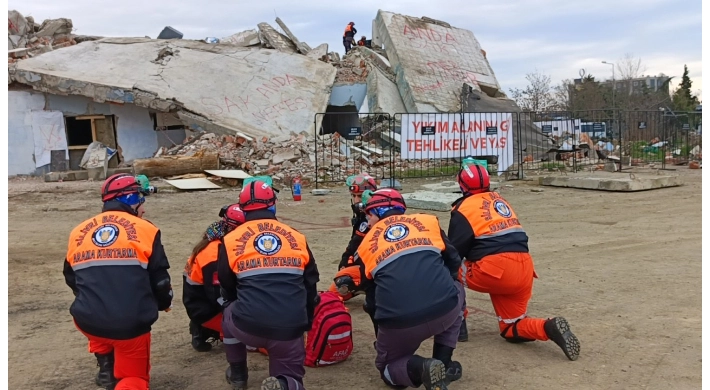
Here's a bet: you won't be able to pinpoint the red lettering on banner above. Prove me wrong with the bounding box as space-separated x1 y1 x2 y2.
405 137 508 153
411 120 511 134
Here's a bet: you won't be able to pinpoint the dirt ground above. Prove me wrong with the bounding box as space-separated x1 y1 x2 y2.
8 167 702 390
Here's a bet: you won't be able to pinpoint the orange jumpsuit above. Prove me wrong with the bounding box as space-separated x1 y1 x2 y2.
448 191 549 342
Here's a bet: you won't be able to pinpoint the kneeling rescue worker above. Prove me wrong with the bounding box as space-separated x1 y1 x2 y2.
336 188 464 389
218 180 320 390
183 204 245 352
63 173 173 389
328 173 378 301
448 163 581 360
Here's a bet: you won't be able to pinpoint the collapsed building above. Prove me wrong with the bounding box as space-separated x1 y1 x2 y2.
8 9 551 180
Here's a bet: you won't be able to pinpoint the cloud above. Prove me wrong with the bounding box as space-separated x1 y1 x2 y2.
8 0 702 101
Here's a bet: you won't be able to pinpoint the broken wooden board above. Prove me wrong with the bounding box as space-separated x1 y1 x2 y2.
167 173 207 180
164 178 221 190
205 170 252 179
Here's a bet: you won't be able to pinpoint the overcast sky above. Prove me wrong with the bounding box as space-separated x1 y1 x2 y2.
10 0 703 101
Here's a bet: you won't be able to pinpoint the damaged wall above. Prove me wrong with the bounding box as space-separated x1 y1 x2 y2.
13 38 338 140
329 83 367 110
8 91 45 175
373 10 502 113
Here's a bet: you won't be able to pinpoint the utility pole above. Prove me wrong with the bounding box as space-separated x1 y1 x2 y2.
601 61 615 110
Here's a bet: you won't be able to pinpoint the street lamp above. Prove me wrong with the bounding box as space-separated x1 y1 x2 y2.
601 61 615 109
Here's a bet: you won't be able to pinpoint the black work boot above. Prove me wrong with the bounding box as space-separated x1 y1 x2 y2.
94 352 117 389
407 355 448 390
458 318 469 342
226 362 249 390
432 343 462 384
190 321 212 352
260 376 288 390
544 317 580 361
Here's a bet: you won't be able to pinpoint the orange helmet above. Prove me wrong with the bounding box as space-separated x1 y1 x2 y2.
101 174 142 202
239 180 277 211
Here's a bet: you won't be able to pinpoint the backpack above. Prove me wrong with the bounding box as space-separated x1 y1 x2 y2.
304 291 353 367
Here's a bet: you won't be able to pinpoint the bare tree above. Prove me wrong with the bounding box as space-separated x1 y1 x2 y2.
509 70 556 112
552 79 573 111
616 53 647 80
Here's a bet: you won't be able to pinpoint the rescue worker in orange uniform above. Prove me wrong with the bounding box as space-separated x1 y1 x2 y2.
335 189 464 389
343 21 357 53
327 173 378 301
218 180 320 390
357 36 367 47
63 173 173 390
448 163 581 360
183 204 245 352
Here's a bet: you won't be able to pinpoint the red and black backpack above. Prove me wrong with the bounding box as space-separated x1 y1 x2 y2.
304 291 354 367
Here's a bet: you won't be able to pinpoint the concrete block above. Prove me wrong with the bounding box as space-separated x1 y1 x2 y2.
421 180 500 193
14 38 337 140
373 10 501 112
402 191 460 212
539 175 683 192
221 29 261 47
380 178 403 190
311 189 330 195
307 43 328 61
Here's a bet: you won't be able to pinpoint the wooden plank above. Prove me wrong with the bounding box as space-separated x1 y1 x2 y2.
164 178 221 190
75 115 106 120
205 170 252 179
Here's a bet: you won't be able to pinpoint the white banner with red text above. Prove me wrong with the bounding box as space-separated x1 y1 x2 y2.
399 113 515 174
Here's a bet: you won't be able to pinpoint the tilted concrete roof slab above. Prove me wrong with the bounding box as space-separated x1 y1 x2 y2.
373 10 502 113
13 38 337 139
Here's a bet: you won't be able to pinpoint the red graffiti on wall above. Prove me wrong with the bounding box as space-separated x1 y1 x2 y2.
200 74 309 122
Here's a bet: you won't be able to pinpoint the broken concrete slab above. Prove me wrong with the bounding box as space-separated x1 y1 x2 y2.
221 29 261 47
257 23 297 53
306 43 328 61
311 189 330 195
8 48 28 58
421 180 500 193
14 38 337 140
372 10 502 112
275 17 311 54
539 175 683 192
380 178 403 190
365 66 407 114
35 18 73 38
402 191 460 212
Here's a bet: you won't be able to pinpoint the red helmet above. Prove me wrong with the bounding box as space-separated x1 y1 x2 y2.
102 173 142 202
219 203 246 228
363 188 406 214
347 173 378 195
239 180 276 211
457 163 490 195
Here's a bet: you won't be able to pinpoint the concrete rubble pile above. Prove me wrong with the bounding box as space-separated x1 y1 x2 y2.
9 8 555 182
8 10 101 64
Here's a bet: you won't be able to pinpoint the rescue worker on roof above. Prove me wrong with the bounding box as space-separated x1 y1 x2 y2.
447 163 581 361
335 188 464 389
183 204 245 352
63 173 173 390
343 21 357 53
327 173 378 301
357 36 367 47
218 180 320 390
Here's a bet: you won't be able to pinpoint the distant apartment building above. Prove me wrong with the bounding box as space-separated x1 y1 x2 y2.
572 74 671 96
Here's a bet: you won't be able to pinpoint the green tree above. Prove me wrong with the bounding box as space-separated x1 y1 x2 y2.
671 65 700 112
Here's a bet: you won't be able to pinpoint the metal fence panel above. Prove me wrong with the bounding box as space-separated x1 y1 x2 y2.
621 110 703 168
313 112 392 186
